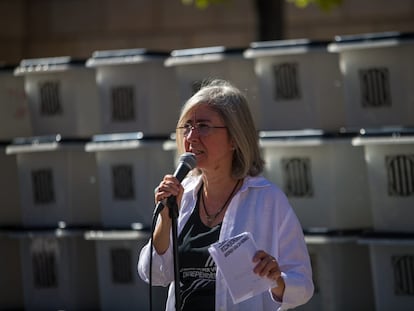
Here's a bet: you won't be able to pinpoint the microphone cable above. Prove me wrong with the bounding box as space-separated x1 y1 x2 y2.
149 201 161 311
147 152 196 310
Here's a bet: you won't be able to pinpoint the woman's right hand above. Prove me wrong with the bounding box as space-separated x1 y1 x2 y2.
155 174 184 218
153 174 184 254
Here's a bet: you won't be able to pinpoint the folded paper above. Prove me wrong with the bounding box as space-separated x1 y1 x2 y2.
208 232 277 304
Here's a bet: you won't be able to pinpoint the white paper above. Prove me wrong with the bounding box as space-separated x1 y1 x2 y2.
208 232 277 304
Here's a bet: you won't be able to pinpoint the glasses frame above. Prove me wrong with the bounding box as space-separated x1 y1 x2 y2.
176 123 227 137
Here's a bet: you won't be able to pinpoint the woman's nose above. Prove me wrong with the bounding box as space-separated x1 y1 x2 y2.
186 126 200 139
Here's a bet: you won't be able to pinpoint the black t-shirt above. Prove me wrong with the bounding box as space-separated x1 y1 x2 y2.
178 189 221 311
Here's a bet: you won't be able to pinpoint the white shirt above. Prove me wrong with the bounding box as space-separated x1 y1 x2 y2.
138 175 314 311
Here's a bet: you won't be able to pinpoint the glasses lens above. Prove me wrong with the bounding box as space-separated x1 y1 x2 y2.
178 124 214 137
197 124 210 136
177 124 192 137
183 126 191 136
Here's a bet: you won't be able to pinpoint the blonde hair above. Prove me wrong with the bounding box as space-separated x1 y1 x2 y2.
176 79 264 178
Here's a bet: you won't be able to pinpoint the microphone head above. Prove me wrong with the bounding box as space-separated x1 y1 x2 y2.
179 152 197 170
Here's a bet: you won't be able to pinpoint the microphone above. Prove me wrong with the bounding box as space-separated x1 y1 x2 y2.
153 152 197 216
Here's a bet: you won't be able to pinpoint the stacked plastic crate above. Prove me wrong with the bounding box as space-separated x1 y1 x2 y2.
244 39 375 310
85 230 167 311
84 48 179 310
165 46 260 127
17 229 99 310
244 39 345 131
5 57 101 310
329 31 414 311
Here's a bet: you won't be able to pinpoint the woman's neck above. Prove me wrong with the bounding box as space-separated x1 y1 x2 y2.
201 173 239 200
199 173 241 227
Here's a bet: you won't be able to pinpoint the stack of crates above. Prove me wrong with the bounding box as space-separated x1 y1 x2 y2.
4 56 102 309
9 56 101 228
259 130 375 310
244 39 345 131
84 132 174 310
85 48 180 229
85 48 181 310
252 37 375 310
5 31 414 310
329 30 414 310
353 129 414 311
6 135 100 229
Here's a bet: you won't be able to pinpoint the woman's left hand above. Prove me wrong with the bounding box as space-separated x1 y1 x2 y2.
253 250 285 301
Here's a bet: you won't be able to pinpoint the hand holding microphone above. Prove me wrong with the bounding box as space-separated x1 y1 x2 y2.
154 152 197 217
150 153 197 294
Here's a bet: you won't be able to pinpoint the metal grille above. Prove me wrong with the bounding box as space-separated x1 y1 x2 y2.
273 63 301 100
282 157 313 197
31 238 58 288
112 164 135 200
31 169 55 204
111 248 133 284
111 86 135 121
392 255 414 295
39 81 62 115
359 67 391 107
386 155 414 196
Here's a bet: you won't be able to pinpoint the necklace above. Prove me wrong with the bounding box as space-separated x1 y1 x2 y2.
201 179 240 225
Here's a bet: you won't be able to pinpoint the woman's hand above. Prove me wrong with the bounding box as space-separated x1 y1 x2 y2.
253 250 285 301
152 174 184 255
155 174 184 218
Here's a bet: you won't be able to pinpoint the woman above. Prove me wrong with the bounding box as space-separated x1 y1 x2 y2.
138 79 314 310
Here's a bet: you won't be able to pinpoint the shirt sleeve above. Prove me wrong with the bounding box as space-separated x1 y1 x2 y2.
137 175 201 287
273 191 314 310
218 177 314 311
137 232 175 287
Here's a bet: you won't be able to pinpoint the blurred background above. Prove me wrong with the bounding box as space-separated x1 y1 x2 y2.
1 0 414 62
1 0 414 310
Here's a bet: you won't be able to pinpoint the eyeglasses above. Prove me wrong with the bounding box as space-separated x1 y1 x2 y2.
177 123 227 137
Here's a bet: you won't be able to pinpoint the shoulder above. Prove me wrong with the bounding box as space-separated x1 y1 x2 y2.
242 175 286 197
241 175 292 211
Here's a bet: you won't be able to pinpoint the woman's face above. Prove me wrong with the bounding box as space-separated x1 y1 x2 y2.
181 104 234 174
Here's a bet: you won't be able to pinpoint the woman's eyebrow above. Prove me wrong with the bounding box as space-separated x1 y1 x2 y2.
184 118 211 124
